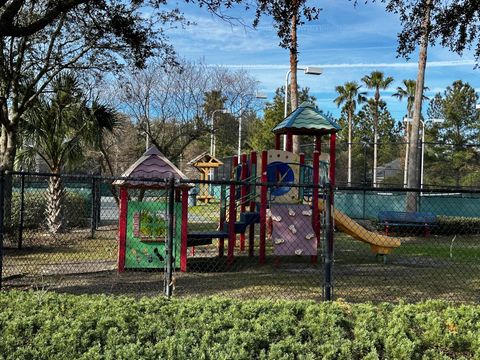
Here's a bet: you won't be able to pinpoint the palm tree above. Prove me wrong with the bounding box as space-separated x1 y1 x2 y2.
393 79 429 188
361 71 394 187
18 74 119 233
334 81 367 186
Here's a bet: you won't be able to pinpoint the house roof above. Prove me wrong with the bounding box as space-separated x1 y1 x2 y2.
272 101 341 136
113 146 190 188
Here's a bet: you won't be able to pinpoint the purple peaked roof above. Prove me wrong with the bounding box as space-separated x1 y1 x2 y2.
113 146 189 188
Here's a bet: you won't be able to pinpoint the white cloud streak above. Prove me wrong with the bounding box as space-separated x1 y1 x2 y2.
211 59 476 70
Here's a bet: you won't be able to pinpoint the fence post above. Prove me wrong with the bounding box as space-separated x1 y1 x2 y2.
0 172 5 290
323 183 334 301
17 173 25 249
90 176 97 239
164 177 175 298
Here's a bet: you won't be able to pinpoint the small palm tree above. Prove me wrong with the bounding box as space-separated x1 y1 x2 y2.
19 74 119 233
361 71 394 187
334 81 367 186
393 79 429 187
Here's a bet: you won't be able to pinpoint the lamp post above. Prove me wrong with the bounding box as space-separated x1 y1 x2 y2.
284 66 323 117
210 109 229 158
237 92 267 157
283 66 322 151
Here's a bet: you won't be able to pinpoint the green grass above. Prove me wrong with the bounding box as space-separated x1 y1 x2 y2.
335 232 480 264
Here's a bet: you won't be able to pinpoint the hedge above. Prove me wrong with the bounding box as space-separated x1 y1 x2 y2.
1 291 480 359
10 190 90 229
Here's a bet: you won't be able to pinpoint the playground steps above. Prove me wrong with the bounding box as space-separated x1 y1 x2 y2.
223 211 260 234
186 212 260 247
187 231 228 247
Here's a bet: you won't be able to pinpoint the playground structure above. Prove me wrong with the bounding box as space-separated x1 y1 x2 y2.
114 102 401 273
188 152 223 203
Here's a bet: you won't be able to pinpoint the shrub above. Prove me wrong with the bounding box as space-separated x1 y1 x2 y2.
10 190 91 230
1 292 480 359
434 216 480 235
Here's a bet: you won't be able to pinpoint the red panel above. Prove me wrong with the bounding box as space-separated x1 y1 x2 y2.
118 187 128 272
180 189 189 272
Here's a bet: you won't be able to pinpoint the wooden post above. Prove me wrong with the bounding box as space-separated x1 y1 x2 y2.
248 151 257 257
259 150 268 264
180 188 189 272
118 187 128 272
312 151 320 265
228 156 238 265
240 153 247 251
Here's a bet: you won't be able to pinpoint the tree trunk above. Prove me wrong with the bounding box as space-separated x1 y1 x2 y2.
406 0 432 212
403 121 410 188
290 8 299 154
0 124 17 230
373 92 379 187
47 170 65 234
347 107 352 186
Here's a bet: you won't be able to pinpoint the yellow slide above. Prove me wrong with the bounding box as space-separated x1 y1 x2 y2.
319 203 401 254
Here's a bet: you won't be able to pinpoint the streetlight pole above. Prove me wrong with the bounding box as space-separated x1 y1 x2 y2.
284 66 323 118
237 92 267 157
283 67 322 151
210 109 229 158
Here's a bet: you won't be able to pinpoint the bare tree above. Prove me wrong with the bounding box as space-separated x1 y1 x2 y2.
116 59 260 162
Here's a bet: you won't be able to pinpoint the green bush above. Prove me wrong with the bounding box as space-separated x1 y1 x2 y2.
10 190 91 229
1 291 480 359
434 216 480 235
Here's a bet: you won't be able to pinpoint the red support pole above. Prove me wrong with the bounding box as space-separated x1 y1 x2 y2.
248 151 257 257
315 135 322 153
227 155 238 265
286 131 293 152
240 153 247 251
312 151 320 264
275 134 281 150
180 188 189 272
118 187 128 272
259 150 268 264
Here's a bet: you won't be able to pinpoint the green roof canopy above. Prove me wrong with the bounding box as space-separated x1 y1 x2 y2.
272 101 341 136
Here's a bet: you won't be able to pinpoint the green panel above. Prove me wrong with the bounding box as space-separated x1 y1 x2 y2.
125 200 181 269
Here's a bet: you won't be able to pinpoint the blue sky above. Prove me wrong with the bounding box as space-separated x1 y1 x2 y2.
168 0 479 121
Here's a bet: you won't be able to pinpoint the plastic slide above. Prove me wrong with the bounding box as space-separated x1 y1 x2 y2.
319 203 401 254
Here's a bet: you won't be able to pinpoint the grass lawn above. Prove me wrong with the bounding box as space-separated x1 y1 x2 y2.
3 226 480 302
335 232 480 264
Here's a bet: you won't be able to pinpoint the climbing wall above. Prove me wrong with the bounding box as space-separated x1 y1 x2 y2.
268 204 318 256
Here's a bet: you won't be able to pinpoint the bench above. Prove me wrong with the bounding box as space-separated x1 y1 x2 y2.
377 211 437 237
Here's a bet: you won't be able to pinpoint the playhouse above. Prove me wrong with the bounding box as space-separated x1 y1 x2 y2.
114 101 400 273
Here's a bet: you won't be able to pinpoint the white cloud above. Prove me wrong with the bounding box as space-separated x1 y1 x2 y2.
210 59 476 70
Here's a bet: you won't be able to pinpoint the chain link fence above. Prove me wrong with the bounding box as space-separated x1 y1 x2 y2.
1 172 480 303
